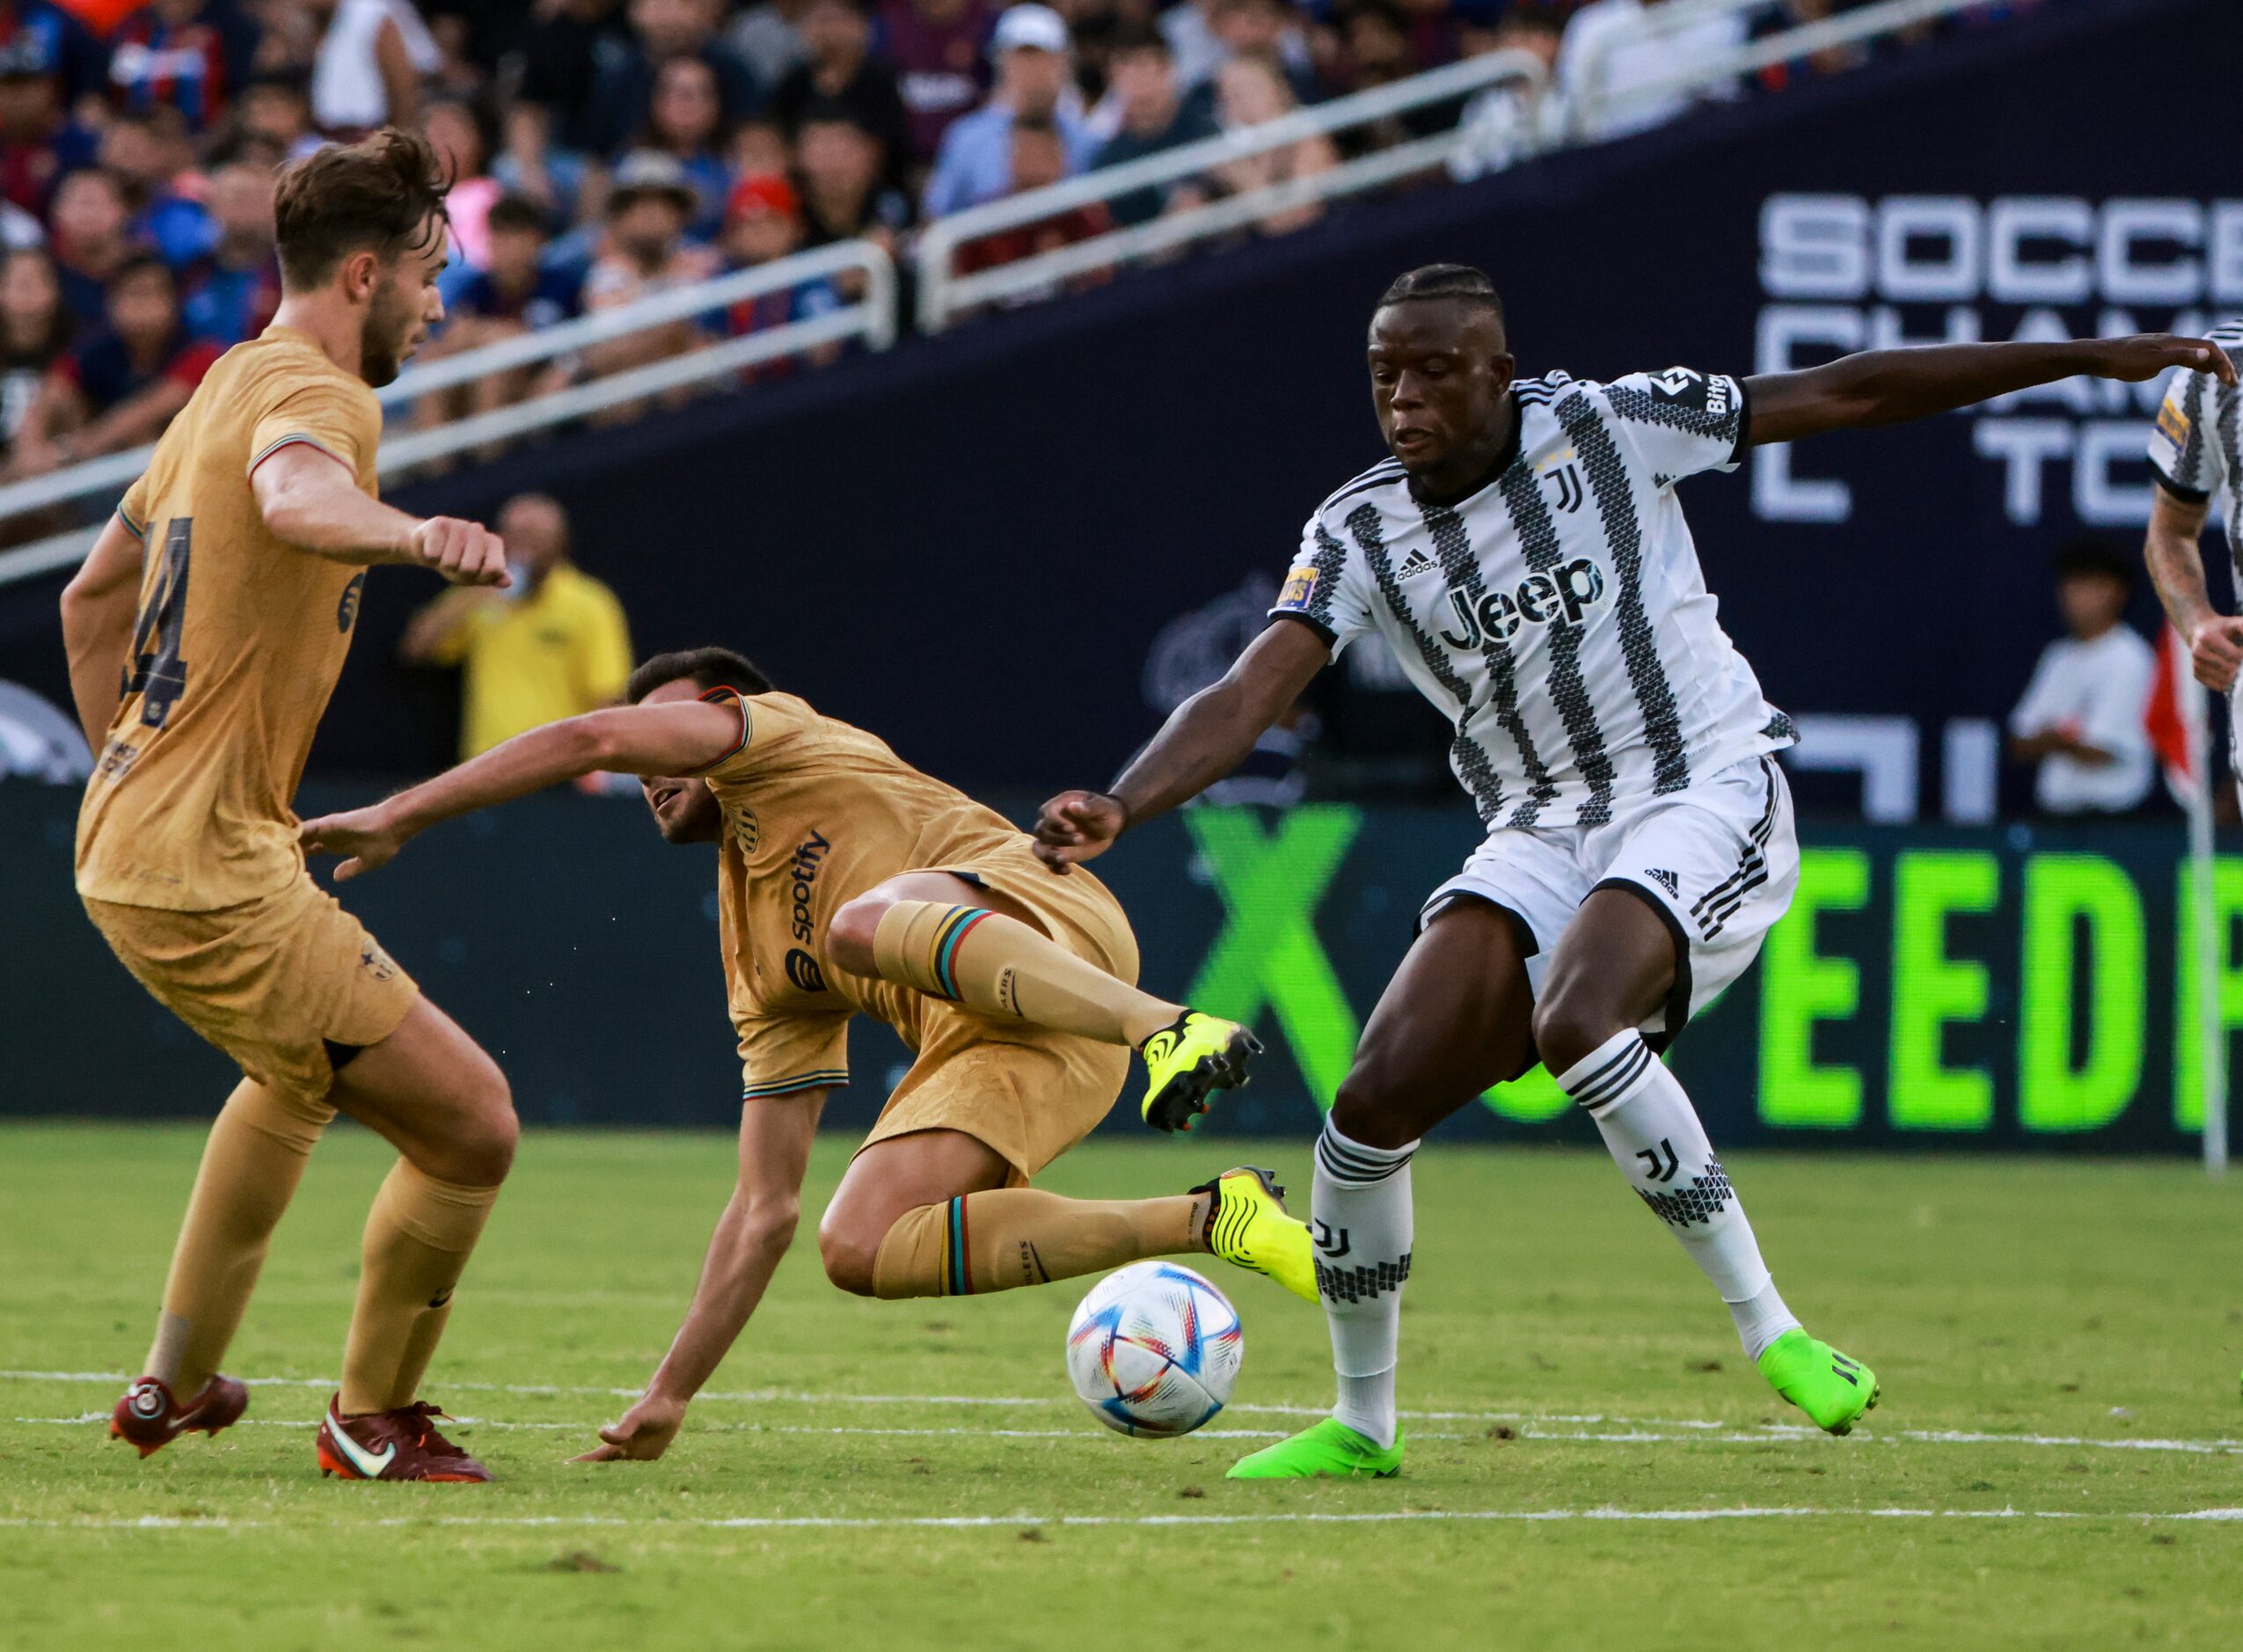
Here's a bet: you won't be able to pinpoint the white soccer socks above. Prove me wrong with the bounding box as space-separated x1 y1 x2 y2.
1556 1030 1801 1360
1312 1117 1417 1450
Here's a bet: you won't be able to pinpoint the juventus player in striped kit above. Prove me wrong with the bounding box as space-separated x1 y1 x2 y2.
1034 264 2234 1479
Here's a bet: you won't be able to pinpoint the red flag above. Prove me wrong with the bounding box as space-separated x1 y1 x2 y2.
2146 622 2205 803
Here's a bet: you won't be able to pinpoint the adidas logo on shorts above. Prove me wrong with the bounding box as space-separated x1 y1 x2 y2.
1643 867 1681 898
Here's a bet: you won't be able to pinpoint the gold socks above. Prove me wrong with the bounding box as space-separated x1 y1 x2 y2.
871 1188 1202 1298
337 1161 499 1414
147 1080 332 1394
871 901 1178 1048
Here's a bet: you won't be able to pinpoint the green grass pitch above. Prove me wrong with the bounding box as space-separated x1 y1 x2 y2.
4 1122 2243 1649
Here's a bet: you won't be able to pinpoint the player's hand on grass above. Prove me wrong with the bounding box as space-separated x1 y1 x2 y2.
2188 616 2243 692
2088 335 2239 386
573 1393 685 1462
298 803 406 882
408 515 509 588
1033 790 1127 873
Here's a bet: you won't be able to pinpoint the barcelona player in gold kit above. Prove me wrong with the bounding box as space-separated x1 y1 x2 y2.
300 647 1313 1461
60 133 520 1481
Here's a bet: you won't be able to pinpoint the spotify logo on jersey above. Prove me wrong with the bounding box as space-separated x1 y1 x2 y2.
785 948 827 995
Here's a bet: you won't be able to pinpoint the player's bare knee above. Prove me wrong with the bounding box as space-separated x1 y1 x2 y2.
825 893 889 977
1330 1071 1419 1151
744 1195 801 1255
1530 986 1624 1078
816 1209 880 1296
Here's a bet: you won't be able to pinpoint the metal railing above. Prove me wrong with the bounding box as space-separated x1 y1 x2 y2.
0 0 2037 589
916 47 1549 333
1563 0 1998 140
0 238 895 588
918 0 2009 332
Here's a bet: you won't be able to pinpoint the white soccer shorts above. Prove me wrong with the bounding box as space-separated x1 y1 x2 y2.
1420 754 1800 1049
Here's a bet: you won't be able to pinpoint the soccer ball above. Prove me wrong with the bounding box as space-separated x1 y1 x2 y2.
1065 1261 1244 1437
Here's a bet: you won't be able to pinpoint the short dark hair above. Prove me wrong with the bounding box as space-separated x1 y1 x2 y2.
2055 535 2134 591
1109 22 1169 56
1377 263 1505 329
274 129 450 290
107 252 172 293
486 193 549 237
626 647 775 704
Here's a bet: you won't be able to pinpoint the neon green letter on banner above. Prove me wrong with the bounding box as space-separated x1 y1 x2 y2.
2174 857 2243 1130
1184 806 1362 1109
1757 848 1870 1128
2018 854 2144 1132
1889 851 1999 1130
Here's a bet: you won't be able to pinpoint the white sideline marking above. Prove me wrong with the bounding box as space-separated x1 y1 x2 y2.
4 1507 2243 1534
12 1373 2241 1455
20 1412 2243 1456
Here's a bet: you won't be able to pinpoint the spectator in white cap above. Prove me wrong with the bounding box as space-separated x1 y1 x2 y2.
921 3 1094 218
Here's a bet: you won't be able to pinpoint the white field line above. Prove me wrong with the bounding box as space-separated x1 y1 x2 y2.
18 1370 2233 1451
5 1507 2243 1533
16 1410 2243 1456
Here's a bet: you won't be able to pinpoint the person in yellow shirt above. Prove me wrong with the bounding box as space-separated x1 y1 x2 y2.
58 131 519 1483
399 493 633 757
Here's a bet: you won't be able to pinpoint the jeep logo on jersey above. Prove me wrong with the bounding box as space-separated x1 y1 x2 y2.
789 830 830 942
336 571 366 632
785 947 827 994
1436 557 1607 649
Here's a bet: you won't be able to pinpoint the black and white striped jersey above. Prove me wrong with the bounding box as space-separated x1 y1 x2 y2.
1272 366 1795 830
2148 318 2243 550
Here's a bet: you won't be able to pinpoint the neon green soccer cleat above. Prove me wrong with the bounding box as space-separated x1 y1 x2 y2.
1227 1418 1405 1480
1138 1012 1261 1133
1758 1328 1880 1435
1195 1166 1317 1302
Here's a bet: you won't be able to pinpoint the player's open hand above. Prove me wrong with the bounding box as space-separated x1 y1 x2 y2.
299 804 407 881
410 515 509 587
2188 616 2243 692
2089 335 2239 387
573 1393 685 1462
1032 790 1127 873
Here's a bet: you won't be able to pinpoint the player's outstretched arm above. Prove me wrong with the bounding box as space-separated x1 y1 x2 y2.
574 1090 824 1463
1033 616 1328 872
1745 336 2238 447
251 442 509 586
59 513 148 754
299 698 744 879
2143 485 2243 692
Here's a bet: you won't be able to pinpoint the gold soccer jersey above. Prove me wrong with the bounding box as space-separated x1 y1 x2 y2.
696 690 1136 1177
77 326 384 911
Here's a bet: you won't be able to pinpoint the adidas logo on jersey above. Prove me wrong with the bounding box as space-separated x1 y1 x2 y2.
1644 868 1681 898
1397 549 1436 580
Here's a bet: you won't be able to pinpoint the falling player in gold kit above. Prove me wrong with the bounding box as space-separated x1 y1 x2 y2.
299 647 1315 1462
60 132 521 1482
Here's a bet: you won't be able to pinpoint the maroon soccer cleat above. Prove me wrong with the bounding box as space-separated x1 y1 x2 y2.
317 1395 492 1482
109 1374 251 1458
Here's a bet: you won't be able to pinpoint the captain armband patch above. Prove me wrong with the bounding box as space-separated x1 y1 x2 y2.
1276 565 1320 611
2157 398 2191 450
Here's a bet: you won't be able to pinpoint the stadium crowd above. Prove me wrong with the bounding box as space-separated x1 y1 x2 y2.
0 0 2048 493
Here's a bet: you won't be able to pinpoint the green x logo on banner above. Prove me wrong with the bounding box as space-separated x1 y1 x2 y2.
1181 806 1362 1108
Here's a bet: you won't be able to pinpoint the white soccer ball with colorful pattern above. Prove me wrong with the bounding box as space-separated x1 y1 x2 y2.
1065 1261 1244 1437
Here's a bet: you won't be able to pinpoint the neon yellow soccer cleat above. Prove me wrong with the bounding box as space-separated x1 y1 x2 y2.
1227 1417 1405 1480
1195 1166 1317 1302
1138 1011 1261 1133
1757 1328 1880 1435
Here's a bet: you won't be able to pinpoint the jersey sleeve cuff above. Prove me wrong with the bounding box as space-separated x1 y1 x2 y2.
2151 461 2211 504
1268 607 1338 647
246 432 354 480
685 686 751 774
115 503 146 541
741 1069 849 1100
1727 377 1753 469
